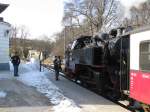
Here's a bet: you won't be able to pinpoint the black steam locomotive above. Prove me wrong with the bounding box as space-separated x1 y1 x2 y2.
65 27 150 110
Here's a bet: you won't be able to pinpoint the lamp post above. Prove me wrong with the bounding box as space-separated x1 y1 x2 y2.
39 51 43 72
64 26 66 55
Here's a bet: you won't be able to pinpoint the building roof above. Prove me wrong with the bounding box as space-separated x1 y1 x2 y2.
0 3 9 14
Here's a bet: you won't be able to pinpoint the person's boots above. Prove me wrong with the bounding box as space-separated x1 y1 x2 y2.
14 74 19 77
56 76 58 81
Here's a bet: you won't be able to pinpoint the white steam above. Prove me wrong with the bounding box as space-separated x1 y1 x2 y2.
119 0 148 18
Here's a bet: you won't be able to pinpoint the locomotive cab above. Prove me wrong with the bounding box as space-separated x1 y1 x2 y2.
65 35 107 90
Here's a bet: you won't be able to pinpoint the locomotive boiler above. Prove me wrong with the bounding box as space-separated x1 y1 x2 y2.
65 26 150 110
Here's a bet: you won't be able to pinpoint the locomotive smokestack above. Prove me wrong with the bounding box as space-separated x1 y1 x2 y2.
109 29 117 38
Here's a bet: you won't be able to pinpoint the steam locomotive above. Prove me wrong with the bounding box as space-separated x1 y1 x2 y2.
65 26 150 110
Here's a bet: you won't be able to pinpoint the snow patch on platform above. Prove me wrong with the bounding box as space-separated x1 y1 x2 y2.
18 58 81 112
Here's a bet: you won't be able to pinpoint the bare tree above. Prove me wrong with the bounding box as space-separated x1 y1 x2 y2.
18 25 30 58
52 0 124 56
122 1 150 28
63 0 122 33
10 26 19 55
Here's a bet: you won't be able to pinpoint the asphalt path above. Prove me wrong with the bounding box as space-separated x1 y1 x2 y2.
0 71 52 112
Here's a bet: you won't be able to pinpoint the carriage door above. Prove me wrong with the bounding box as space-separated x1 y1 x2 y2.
120 36 130 91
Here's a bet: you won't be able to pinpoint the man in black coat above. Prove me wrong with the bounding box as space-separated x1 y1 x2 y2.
53 56 59 80
58 56 62 72
11 52 20 77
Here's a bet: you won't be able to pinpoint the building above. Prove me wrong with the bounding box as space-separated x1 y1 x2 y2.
0 3 11 70
28 50 43 60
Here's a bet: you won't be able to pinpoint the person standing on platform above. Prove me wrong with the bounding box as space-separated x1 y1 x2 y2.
11 52 20 77
53 56 59 80
58 56 62 72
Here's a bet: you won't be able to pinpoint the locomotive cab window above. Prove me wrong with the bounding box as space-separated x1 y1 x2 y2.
140 41 150 71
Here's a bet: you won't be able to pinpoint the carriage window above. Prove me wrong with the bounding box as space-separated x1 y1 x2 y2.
140 42 150 71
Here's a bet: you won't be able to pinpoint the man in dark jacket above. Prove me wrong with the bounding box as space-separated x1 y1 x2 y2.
58 56 62 72
53 56 59 80
11 52 20 77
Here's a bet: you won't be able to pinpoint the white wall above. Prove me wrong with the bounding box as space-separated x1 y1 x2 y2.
0 22 11 63
130 30 150 70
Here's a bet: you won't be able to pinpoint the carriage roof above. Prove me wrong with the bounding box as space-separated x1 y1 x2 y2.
122 26 150 36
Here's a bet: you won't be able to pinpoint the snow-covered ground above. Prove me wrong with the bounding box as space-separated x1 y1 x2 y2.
10 58 81 112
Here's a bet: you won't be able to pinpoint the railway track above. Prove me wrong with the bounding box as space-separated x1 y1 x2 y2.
42 64 137 112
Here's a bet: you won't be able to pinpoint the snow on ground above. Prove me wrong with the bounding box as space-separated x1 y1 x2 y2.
0 91 7 98
10 58 81 112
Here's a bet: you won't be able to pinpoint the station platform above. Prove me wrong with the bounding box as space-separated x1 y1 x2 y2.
0 71 52 112
46 70 131 112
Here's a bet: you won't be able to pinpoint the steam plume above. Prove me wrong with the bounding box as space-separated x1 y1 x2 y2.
119 0 147 17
